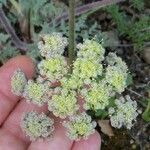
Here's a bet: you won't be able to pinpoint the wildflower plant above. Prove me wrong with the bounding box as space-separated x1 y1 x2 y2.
11 32 140 141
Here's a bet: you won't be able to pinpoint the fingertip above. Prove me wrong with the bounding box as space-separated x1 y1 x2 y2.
1 55 35 78
93 131 101 148
0 55 35 101
72 131 101 150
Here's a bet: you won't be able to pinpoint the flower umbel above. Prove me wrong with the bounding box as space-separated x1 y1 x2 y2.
73 58 103 80
81 81 111 110
11 69 27 96
10 33 139 142
63 112 96 141
38 33 68 58
60 75 83 90
38 56 68 82
23 80 49 106
105 66 127 93
109 95 139 129
77 39 105 61
48 89 79 119
21 112 54 140
106 52 128 72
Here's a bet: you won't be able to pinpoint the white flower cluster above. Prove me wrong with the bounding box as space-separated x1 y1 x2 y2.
21 112 54 140
106 52 128 71
23 80 49 106
48 89 79 119
38 33 68 58
81 80 111 110
109 95 139 129
73 58 103 80
105 66 127 93
73 39 105 83
105 53 128 93
11 69 27 96
37 33 68 83
10 32 139 141
38 56 68 82
63 112 96 141
77 39 105 61
60 75 83 90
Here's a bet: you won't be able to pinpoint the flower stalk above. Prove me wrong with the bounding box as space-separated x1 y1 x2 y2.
68 0 75 73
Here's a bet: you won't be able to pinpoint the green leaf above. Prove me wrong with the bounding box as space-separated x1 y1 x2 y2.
27 43 41 60
0 42 20 63
131 0 144 11
107 97 116 108
126 74 133 86
0 33 10 43
142 99 150 122
95 109 108 119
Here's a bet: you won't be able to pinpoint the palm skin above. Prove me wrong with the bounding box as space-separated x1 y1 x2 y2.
0 56 101 150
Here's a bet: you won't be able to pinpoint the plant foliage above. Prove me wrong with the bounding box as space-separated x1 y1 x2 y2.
106 3 150 51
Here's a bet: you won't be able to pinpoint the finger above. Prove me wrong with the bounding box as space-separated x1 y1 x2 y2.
0 56 35 125
0 55 35 101
0 55 73 149
2 100 73 150
72 131 101 150
0 129 27 150
75 96 101 150
2 100 47 145
28 116 73 150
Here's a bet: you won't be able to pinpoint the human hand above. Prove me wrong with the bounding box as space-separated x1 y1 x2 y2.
0 56 101 150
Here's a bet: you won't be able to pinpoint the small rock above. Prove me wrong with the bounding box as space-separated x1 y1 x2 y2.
143 47 150 64
130 139 134 144
98 120 114 137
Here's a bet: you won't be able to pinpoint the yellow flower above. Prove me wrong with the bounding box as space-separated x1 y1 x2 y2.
73 58 103 80
63 112 96 141
81 81 111 110
109 96 139 129
38 33 68 58
77 39 105 60
38 56 68 82
21 112 54 141
23 80 49 106
48 89 79 118
11 69 27 96
105 66 127 93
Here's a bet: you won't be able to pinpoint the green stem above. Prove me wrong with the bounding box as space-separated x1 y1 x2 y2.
68 0 75 73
